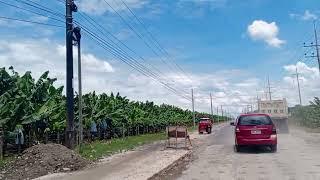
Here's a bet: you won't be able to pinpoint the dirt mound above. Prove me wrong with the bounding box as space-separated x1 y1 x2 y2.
1 143 88 180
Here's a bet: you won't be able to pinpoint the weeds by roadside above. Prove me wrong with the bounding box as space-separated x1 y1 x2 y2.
78 132 166 160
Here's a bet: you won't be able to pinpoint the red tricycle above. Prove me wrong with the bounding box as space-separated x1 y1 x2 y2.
198 117 213 134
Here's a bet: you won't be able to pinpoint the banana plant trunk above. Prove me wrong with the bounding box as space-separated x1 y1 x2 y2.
0 127 3 160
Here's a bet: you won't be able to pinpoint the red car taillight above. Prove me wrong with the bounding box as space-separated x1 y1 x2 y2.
272 125 277 135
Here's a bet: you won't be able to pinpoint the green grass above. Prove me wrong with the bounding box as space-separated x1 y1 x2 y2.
187 126 197 132
78 132 166 160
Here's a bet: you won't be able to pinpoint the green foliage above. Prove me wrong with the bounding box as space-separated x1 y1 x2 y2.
0 67 228 143
290 97 320 128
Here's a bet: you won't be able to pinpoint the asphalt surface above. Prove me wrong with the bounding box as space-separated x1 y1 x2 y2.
174 125 320 180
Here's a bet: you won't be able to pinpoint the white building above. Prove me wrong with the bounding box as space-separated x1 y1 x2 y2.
257 98 288 118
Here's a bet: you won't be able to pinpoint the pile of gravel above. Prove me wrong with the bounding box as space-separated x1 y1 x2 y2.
1 143 88 180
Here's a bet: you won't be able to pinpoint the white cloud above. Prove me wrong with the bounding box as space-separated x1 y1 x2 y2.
0 39 261 115
78 0 147 15
0 39 114 91
2 40 319 115
247 20 285 48
279 61 320 106
290 10 318 21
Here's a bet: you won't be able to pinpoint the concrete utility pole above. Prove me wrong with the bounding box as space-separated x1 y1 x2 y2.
267 76 272 101
216 106 219 123
73 27 82 145
295 67 302 105
65 0 77 149
210 93 213 119
304 21 320 73
314 21 320 73
221 105 223 121
192 88 195 127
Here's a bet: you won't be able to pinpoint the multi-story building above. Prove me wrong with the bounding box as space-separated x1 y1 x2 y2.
257 98 288 118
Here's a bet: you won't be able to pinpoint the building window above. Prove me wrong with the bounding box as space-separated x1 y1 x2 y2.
262 110 265 113
280 110 284 113
274 109 278 113
268 110 272 113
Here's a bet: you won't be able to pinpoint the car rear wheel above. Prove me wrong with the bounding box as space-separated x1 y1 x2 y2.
207 128 212 134
234 145 241 152
270 145 277 152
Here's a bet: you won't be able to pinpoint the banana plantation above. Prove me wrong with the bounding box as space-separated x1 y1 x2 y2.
0 67 226 154
290 97 320 128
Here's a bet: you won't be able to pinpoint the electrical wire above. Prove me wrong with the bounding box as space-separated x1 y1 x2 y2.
0 16 64 27
119 0 193 82
0 0 65 24
80 27 192 101
5 0 192 100
102 0 187 81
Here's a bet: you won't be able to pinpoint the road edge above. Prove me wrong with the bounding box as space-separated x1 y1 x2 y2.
147 150 192 180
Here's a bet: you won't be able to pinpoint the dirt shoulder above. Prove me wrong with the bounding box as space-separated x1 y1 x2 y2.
37 124 227 180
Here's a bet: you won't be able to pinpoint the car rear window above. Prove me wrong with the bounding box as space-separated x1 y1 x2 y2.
238 115 272 125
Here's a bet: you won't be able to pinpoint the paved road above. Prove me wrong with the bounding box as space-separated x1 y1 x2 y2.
175 125 320 180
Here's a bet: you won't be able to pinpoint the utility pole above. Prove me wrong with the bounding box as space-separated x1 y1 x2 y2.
267 76 272 101
314 22 320 73
65 0 77 149
191 88 195 127
304 21 320 73
210 93 213 119
294 67 302 105
221 105 223 121
216 106 219 123
73 27 82 145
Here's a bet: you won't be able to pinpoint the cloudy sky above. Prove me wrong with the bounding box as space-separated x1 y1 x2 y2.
0 0 319 115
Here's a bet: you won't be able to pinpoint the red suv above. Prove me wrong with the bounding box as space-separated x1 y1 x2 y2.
231 113 277 152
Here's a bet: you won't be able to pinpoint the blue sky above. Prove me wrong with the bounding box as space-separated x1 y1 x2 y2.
0 0 319 114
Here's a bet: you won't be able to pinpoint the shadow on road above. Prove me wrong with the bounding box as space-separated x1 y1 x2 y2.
236 146 275 154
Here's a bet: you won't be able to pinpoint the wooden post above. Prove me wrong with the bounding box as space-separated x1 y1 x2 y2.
175 127 178 149
185 128 187 148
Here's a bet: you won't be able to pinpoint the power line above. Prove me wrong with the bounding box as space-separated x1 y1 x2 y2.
0 0 65 24
13 0 65 18
75 20 191 98
102 0 187 82
10 0 192 100
75 12 170 83
73 14 191 95
119 0 192 82
80 26 192 101
0 16 64 27
303 21 320 73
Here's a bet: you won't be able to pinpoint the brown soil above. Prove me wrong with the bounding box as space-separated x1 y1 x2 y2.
0 143 88 180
